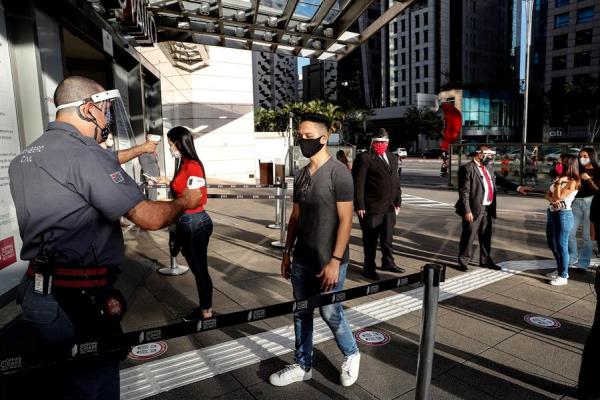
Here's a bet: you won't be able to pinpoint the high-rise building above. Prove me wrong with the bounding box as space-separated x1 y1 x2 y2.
302 60 337 102
252 51 298 110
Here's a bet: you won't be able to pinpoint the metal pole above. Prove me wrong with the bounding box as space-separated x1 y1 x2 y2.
415 263 443 400
271 182 287 248
267 177 282 229
159 228 189 275
521 0 535 186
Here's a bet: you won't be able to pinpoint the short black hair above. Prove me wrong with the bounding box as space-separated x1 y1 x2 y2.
54 76 103 114
298 112 331 132
374 128 388 139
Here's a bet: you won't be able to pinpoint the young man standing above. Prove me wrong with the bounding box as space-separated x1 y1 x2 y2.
269 113 360 387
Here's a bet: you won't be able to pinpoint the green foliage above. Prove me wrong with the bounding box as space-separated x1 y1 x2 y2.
255 100 352 133
404 106 444 141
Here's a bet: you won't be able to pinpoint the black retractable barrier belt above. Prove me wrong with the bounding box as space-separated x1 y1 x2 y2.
207 194 292 200
141 183 287 189
0 273 422 374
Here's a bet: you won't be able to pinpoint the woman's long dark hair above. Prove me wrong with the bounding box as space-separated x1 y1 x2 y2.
167 126 205 181
579 147 599 170
560 154 581 187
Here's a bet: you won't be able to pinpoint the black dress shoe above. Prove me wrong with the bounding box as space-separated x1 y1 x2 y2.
362 270 380 280
481 264 502 271
456 264 469 272
381 265 406 273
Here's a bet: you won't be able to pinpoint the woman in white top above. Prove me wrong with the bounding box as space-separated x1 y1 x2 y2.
545 154 580 285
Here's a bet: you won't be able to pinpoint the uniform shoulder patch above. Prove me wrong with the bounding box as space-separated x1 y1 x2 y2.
110 171 125 183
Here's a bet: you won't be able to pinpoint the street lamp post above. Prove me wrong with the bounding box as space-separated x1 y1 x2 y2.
521 0 535 185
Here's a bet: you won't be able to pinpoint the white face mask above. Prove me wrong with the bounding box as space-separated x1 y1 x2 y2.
105 134 114 148
580 157 590 166
170 146 181 159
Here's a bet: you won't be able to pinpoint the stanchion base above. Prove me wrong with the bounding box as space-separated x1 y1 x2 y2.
158 265 190 276
266 223 282 229
271 240 285 248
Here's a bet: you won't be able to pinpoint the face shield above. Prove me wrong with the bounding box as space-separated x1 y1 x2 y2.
55 89 134 146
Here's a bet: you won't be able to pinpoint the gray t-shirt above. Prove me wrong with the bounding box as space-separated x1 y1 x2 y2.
293 157 354 270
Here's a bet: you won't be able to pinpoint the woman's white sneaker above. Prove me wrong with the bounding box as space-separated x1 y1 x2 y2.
549 277 568 286
269 364 312 386
340 352 361 387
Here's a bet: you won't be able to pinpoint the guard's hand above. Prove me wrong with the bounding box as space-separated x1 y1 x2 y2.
157 176 170 184
316 260 340 292
395 206 401 215
518 186 533 194
582 172 591 181
281 253 291 280
141 139 158 154
181 188 202 210
464 212 474 222
357 209 366 218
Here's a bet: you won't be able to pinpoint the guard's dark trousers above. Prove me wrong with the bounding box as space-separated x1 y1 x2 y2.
458 206 493 268
359 208 396 273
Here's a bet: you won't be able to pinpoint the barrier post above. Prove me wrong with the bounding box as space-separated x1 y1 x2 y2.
415 263 443 400
271 182 287 248
267 177 282 229
159 227 189 275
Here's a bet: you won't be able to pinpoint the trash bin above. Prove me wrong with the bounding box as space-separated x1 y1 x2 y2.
259 161 274 185
274 164 285 183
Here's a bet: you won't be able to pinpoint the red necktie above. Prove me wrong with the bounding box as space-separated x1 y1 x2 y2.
481 165 494 202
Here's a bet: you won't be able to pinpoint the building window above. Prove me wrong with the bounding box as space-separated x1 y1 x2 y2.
577 7 594 23
415 14 420 28
401 19 405 31
574 51 591 67
415 31 420 45
401 36 406 48
415 66 420 79
576 29 593 45
553 34 568 49
402 69 406 80
424 65 429 77
574 74 592 85
415 49 420 62
556 0 570 7
552 55 567 70
555 13 569 28
402 85 406 97
551 76 566 91
416 83 420 93
424 47 429 60
424 12 428 25
394 86 398 99
393 70 398 82
401 53 406 65
424 82 429 93
423 30 428 43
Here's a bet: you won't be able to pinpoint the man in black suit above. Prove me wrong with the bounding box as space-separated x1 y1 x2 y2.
353 129 404 280
455 145 531 271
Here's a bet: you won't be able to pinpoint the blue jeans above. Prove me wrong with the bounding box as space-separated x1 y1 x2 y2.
177 211 214 310
547 210 575 278
568 196 593 269
291 260 358 369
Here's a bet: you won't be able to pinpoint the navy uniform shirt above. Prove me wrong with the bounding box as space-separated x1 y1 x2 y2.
9 121 144 268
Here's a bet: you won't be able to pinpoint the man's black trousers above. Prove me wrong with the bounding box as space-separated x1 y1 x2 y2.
458 206 493 268
359 208 396 272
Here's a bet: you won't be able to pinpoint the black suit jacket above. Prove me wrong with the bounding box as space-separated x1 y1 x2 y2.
352 150 402 214
455 160 519 219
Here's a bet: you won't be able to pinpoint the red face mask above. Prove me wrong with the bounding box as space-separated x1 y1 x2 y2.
372 141 388 155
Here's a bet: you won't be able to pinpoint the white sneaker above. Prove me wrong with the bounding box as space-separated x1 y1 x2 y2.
549 277 568 286
340 351 361 387
545 270 558 278
269 364 312 386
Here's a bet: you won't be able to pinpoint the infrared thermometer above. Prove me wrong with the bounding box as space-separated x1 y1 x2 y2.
148 134 162 142
187 176 206 189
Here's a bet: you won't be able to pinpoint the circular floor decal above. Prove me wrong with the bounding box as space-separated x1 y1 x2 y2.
128 341 168 361
354 328 391 346
524 314 561 329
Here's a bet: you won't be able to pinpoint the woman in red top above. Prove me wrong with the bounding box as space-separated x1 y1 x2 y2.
167 126 213 320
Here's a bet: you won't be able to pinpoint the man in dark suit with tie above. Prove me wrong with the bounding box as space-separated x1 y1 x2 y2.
353 129 404 280
455 145 531 271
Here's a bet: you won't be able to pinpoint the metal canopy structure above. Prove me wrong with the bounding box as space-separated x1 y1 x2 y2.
98 0 416 61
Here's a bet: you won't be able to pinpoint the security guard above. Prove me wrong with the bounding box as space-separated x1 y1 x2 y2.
6 76 201 399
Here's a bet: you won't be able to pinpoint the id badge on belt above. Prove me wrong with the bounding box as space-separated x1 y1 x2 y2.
34 273 52 295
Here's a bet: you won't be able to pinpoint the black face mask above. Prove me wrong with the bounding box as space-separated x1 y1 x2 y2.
299 136 325 158
482 156 493 166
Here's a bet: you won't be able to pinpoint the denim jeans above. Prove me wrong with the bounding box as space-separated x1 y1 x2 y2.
291 260 358 369
547 209 575 278
568 196 593 269
177 211 214 310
